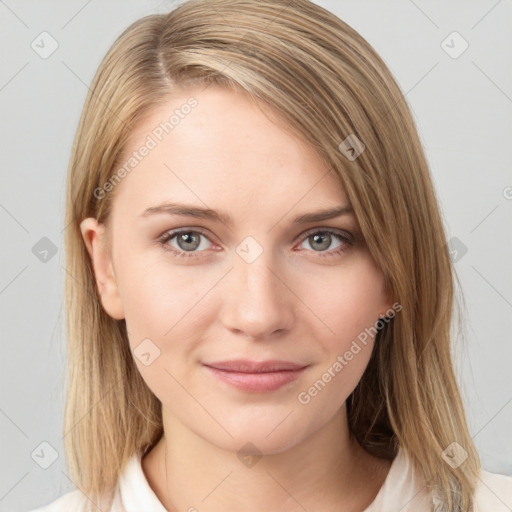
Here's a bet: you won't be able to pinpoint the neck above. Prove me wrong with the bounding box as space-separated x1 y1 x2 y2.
142 405 389 512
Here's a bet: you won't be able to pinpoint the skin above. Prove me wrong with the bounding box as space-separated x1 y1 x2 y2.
81 85 394 511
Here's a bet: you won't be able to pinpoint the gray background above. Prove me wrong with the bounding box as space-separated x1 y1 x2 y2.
1 1 511 510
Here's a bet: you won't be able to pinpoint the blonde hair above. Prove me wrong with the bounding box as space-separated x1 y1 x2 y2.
63 0 480 510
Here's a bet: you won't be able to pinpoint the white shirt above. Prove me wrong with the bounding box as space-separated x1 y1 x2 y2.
29 446 512 512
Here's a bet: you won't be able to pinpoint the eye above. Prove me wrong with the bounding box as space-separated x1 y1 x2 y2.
157 227 357 260
296 229 354 258
158 229 215 258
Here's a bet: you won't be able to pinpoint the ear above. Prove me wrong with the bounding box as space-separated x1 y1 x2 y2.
378 279 396 319
80 218 125 320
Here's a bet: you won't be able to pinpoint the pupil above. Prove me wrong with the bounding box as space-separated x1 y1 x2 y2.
311 233 330 251
179 232 200 251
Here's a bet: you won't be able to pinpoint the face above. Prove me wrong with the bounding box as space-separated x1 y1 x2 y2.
81 85 392 455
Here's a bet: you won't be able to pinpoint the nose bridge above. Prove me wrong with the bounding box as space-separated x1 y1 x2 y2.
220 235 294 339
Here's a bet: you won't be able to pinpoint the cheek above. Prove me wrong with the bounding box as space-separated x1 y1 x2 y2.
295 263 384 414
116 253 216 351
299 257 386 350
117 256 210 400
121 268 176 343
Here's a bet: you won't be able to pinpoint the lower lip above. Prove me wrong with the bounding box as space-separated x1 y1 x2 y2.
204 366 307 392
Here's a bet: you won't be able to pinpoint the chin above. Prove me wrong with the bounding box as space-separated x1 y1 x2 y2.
211 429 306 457
194 407 321 457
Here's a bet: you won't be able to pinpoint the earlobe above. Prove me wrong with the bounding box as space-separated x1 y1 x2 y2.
79 218 125 320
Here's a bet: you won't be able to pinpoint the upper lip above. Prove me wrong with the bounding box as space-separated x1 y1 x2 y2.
204 360 308 373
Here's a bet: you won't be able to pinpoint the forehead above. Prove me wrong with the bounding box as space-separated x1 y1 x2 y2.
109 85 350 223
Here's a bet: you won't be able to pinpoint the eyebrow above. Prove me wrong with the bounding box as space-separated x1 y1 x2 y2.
139 202 354 225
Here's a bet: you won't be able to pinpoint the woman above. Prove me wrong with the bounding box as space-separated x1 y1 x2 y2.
30 0 512 511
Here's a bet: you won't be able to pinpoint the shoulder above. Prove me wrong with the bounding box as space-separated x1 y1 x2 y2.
27 489 88 512
27 451 150 512
473 468 512 512
27 486 118 512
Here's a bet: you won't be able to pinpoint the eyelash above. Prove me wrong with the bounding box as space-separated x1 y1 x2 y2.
157 227 356 260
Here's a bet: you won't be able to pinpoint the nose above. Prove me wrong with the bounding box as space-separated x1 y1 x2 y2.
219 246 295 341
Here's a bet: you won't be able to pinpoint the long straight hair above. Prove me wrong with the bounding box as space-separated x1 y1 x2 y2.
63 1 480 510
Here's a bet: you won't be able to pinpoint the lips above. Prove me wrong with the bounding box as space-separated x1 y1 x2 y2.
203 359 309 392
204 360 307 373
